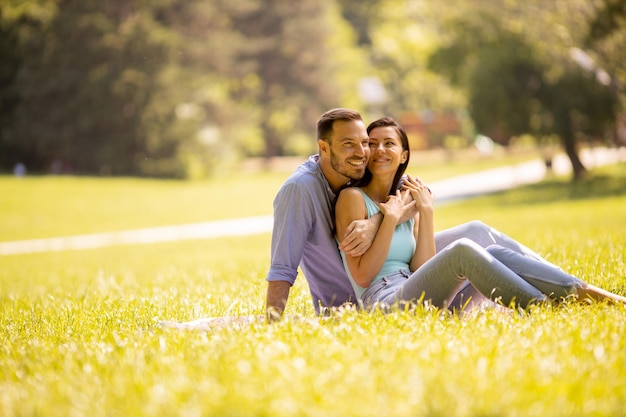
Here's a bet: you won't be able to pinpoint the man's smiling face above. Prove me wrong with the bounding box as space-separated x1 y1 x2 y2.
327 119 370 182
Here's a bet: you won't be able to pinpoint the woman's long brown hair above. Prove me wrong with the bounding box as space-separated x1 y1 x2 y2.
351 116 411 196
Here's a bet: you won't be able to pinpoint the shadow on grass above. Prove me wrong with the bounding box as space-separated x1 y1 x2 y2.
477 163 626 206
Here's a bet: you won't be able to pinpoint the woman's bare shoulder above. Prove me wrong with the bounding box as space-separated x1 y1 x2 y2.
336 187 365 206
337 186 363 199
336 187 366 217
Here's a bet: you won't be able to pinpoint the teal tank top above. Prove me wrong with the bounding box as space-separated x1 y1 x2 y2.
339 189 415 300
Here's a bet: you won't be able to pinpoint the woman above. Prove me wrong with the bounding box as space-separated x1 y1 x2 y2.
334 117 626 310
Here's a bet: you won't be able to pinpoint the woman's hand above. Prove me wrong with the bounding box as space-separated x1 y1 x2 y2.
402 175 434 211
378 190 407 223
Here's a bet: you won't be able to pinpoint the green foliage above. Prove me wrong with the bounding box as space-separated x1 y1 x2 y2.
427 5 620 179
335 0 379 45
1 0 624 179
586 0 626 98
538 66 619 179
429 15 546 145
8 1 170 174
0 15 20 165
542 68 619 138
226 1 347 158
337 0 467 129
0 0 356 177
587 0 626 41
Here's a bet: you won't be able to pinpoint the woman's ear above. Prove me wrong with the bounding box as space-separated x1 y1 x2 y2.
401 150 408 164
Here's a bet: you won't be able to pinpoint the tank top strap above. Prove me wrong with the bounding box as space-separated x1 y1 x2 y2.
356 188 380 218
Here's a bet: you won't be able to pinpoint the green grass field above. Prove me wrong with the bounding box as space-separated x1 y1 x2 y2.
1 163 625 416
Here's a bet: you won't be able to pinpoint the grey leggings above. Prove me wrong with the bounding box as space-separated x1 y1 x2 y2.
361 222 583 310
434 220 555 266
434 220 564 309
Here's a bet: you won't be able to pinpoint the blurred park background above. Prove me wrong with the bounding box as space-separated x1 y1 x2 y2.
3 4 626 415
1 0 625 180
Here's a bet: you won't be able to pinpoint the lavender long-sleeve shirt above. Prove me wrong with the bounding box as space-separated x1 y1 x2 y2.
265 155 355 313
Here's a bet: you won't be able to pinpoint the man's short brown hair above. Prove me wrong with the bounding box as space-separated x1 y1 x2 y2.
317 108 363 143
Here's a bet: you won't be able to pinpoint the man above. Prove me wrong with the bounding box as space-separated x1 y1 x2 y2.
265 108 385 319
265 108 557 320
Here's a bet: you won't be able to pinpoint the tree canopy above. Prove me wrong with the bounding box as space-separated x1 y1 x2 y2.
1 0 623 179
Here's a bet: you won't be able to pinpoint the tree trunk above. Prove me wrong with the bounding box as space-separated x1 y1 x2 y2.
563 141 587 181
262 124 277 158
561 133 586 181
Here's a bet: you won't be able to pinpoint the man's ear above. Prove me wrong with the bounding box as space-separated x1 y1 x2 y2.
318 139 329 156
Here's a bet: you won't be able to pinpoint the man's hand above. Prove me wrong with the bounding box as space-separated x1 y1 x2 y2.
339 214 381 257
265 280 291 322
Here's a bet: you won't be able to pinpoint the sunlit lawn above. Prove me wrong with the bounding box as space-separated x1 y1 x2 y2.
1 163 625 416
0 172 287 241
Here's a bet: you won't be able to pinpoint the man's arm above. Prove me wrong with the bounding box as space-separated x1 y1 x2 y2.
264 179 311 321
265 280 291 322
338 213 382 257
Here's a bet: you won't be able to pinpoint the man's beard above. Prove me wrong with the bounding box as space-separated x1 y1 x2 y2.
330 152 366 181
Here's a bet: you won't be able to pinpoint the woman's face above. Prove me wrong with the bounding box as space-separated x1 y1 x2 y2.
367 126 408 177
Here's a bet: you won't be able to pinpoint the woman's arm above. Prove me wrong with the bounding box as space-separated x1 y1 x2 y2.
410 205 436 271
335 188 404 288
339 192 417 257
402 176 436 271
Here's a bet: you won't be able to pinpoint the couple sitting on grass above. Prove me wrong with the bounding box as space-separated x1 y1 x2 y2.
163 108 625 330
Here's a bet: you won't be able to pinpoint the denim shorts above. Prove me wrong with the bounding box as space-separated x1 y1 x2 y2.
361 269 411 309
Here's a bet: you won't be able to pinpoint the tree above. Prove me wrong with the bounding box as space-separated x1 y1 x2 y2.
334 0 468 147
2 0 178 175
0 0 371 175
0 0 251 177
336 0 380 46
226 0 341 159
0 0 58 170
427 5 620 180
0 12 21 168
585 0 626 146
428 15 545 145
541 67 619 179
